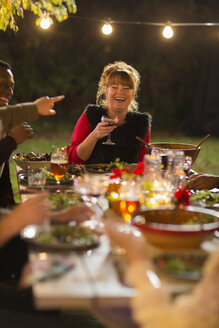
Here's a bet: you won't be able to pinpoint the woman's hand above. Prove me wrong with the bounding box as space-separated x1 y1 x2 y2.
91 121 117 140
75 118 118 161
49 204 95 223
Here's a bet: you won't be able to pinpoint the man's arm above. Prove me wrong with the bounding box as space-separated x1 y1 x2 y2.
0 103 38 134
0 95 64 134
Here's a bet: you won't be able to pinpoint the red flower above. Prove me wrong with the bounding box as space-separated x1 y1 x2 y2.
110 167 122 179
174 187 191 207
110 161 144 179
132 161 144 175
110 167 129 179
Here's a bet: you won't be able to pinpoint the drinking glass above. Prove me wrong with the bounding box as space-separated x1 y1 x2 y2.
50 146 68 185
118 180 142 222
101 115 118 145
28 167 46 187
144 154 162 178
73 174 108 206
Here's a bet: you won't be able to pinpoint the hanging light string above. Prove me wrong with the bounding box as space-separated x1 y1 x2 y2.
66 15 219 37
38 13 219 36
67 15 219 27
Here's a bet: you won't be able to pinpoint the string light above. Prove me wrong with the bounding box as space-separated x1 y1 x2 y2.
162 23 174 39
102 22 113 35
40 16 53 29
36 14 53 30
39 14 219 38
69 15 219 27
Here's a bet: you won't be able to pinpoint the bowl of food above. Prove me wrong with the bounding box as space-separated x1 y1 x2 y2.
132 206 219 249
149 143 200 163
13 152 51 170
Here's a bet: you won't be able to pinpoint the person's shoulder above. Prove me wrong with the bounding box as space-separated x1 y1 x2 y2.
85 104 104 113
85 104 105 122
127 111 152 124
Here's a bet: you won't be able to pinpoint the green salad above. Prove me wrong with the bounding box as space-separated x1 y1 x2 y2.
154 253 207 281
44 170 74 185
191 190 219 206
36 225 97 246
49 193 82 211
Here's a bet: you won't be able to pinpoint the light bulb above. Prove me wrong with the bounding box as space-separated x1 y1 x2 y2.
102 23 113 35
40 17 52 30
162 25 174 39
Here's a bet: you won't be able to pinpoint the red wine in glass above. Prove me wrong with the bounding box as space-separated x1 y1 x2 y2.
101 115 118 145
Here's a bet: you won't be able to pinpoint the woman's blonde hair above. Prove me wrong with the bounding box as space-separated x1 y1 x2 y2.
96 61 140 111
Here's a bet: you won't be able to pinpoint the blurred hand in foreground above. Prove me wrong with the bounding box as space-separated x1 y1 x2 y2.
12 193 50 227
0 193 50 247
187 174 219 190
105 221 146 263
34 95 65 116
49 204 95 224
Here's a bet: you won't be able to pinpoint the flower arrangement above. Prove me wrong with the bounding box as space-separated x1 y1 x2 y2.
110 161 144 180
174 187 191 208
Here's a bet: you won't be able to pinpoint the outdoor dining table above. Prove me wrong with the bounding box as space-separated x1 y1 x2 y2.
15 164 219 327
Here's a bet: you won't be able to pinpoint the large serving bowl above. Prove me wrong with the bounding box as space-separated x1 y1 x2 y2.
13 156 51 171
132 207 219 249
149 143 200 163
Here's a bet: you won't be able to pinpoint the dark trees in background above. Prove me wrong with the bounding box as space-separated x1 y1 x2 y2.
0 0 219 136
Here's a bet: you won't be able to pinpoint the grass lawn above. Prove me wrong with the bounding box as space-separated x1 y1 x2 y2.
10 133 219 197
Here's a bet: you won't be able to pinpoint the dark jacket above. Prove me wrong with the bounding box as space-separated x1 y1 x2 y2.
0 135 17 208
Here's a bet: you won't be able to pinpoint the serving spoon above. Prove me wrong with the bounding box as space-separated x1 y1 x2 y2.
136 136 152 152
195 134 210 149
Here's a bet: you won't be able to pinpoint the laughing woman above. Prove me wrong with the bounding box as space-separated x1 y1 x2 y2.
68 61 152 164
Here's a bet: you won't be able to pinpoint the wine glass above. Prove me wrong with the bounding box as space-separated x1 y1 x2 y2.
101 115 118 145
73 174 108 231
73 174 108 206
50 146 68 185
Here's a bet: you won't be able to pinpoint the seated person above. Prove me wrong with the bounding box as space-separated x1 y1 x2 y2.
68 61 151 164
0 94 64 203
0 60 34 208
187 173 219 190
106 221 219 328
0 60 65 284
